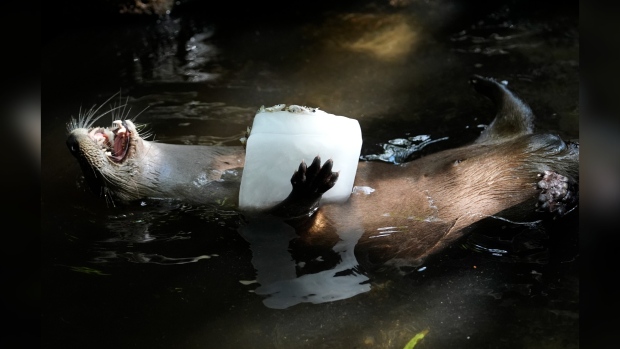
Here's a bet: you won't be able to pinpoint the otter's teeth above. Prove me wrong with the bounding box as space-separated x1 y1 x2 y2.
115 123 127 136
103 129 115 144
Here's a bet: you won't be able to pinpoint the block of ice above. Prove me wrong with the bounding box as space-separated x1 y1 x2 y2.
239 104 362 210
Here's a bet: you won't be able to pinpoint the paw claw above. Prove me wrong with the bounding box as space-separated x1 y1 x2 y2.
290 156 339 196
291 161 307 185
316 158 334 179
303 156 321 182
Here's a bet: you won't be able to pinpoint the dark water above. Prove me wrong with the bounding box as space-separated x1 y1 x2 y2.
42 1 578 348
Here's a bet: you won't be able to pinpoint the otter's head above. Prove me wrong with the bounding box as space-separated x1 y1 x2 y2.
66 102 150 204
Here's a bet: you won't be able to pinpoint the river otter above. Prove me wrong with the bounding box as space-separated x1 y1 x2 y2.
66 75 579 268
66 98 245 207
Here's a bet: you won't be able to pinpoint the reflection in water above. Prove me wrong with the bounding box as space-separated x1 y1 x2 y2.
449 5 544 57
463 219 553 264
124 16 221 84
93 251 215 265
85 201 240 265
144 99 254 125
333 13 418 61
239 216 370 309
123 93 255 145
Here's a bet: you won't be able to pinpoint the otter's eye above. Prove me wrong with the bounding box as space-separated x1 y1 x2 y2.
454 159 464 165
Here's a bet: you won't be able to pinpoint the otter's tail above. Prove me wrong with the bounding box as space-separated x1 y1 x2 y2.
470 75 535 143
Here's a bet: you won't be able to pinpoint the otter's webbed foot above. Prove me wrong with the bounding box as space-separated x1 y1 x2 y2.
269 156 339 221
536 170 578 216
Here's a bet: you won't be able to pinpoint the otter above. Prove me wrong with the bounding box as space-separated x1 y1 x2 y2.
267 76 579 268
66 75 579 268
66 99 245 207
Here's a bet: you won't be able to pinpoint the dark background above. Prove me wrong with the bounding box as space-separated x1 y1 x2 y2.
0 0 615 347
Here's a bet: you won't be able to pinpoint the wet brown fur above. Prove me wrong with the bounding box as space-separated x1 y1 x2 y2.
302 133 578 268
268 75 578 268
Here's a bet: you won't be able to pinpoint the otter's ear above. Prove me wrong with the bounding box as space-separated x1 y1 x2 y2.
470 75 535 143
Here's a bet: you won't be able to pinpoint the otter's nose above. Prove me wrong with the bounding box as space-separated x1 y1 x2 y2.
66 133 81 158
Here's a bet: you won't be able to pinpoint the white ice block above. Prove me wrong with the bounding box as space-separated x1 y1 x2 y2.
239 104 362 210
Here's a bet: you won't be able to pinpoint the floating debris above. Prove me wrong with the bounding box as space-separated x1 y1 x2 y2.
361 135 448 164
403 329 429 349
66 266 110 276
239 280 258 285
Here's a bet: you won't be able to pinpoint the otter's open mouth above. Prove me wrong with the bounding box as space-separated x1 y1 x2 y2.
88 120 133 163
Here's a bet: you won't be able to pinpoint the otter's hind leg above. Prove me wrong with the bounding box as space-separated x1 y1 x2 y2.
470 75 535 143
268 156 339 222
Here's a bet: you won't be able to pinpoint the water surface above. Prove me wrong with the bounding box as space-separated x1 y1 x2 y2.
42 1 578 348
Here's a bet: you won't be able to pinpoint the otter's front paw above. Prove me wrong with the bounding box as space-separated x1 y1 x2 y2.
268 156 339 221
290 156 339 197
536 170 577 216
